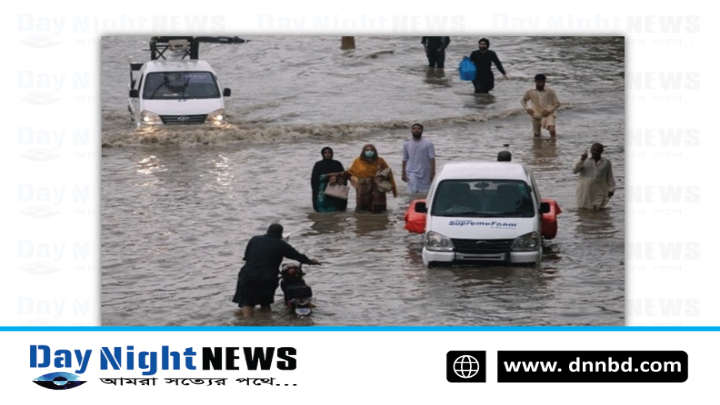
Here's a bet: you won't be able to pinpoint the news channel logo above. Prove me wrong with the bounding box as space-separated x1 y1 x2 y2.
33 372 86 390
446 351 486 383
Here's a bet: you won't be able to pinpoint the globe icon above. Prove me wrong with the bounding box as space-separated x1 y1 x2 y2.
453 355 480 379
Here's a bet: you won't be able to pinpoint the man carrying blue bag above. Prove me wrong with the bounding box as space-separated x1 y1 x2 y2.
468 38 508 93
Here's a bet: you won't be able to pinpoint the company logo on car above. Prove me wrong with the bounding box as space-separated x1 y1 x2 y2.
448 220 517 228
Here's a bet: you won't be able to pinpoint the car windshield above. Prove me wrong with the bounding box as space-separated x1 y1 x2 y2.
142 72 220 100
431 180 535 218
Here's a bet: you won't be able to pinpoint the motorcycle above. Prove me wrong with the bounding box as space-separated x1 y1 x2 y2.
280 263 314 316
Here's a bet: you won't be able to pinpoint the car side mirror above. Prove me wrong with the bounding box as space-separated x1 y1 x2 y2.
129 89 139 98
539 202 550 214
223 88 231 97
415 201 427 213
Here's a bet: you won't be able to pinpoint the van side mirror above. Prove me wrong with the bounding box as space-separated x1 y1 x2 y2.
415 201 427 213
539 202 550 214
223 88 231 97
129 89 139 98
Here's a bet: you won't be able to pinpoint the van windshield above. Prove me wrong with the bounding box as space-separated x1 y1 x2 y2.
431 180 535 218
142 72 220 100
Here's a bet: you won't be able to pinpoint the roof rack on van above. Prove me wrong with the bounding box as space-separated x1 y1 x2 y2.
147 36 248 60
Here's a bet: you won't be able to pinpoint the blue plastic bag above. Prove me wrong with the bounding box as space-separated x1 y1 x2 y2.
459 56 476 81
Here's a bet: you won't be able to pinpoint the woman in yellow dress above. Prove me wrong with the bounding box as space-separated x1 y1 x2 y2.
339 144 398 213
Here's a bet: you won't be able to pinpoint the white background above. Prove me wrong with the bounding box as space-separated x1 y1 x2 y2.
4 331 714 402
1 2 716 327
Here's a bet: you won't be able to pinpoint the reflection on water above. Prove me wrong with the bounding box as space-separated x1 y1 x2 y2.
209 154 234 188
136 155 164 175
225 308 317 327
402 237 426 268
308 212 346 235
575 207 617 238
472 93 496 106
424 68 450 87
352 211 392 237
531 137 559 162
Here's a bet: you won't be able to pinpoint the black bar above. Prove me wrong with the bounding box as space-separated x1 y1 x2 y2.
497 351 687 383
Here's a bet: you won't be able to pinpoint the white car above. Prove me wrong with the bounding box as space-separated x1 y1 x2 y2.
416 161 552 267
128 59 230 126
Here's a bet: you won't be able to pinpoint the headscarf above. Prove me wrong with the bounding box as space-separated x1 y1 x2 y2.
359 144 378 163
346 144 398 197
312 147 345 182
311 146 346 211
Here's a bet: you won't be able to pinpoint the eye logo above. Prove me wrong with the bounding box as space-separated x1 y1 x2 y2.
22 148 63 162
33 372 86 390
21 35 62 49
21 205 62 219
21 261 62 276
21 91 62 105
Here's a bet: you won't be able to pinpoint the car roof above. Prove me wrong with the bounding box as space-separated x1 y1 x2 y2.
142 59 216 73
436 161 532 181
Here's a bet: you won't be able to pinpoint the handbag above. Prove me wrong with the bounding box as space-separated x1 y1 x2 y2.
459 56 476 81
375 168 393 193
376 180 393 193
324 183 350 200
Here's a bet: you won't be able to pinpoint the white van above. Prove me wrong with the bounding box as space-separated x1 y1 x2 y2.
128 59 230 126
415 161 551 266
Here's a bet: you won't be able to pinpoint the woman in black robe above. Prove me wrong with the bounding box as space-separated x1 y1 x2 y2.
311 147 348 212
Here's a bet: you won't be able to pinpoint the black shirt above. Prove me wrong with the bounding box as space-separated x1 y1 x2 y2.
421 36 450 52
469 49 506 75
311 158 347 212
240 233 311 280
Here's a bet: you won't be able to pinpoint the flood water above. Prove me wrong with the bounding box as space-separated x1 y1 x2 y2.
101 36 624 326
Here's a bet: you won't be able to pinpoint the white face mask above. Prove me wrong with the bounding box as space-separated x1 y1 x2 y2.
364 151 375 158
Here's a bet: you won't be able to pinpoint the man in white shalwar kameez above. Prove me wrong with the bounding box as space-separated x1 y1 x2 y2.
401 123 436 194
573 143 616 209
